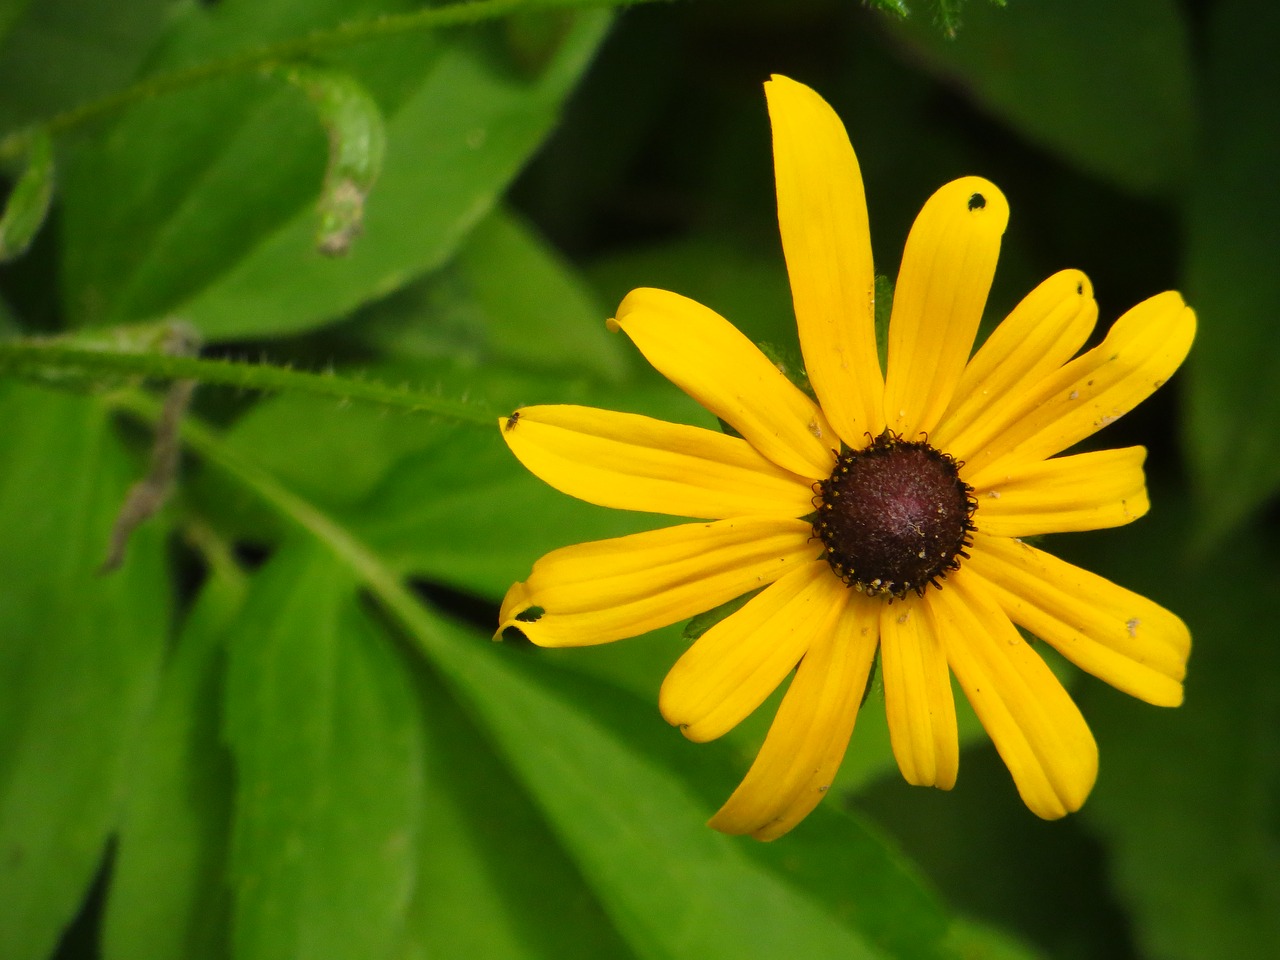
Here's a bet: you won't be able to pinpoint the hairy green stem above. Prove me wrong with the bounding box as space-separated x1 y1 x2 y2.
0 339 500 427
0 0 668 159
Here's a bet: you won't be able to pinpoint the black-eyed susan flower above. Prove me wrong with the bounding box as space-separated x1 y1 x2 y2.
496 75 1194 840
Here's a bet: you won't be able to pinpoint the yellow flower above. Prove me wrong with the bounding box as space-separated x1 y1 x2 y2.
496 75 1195 840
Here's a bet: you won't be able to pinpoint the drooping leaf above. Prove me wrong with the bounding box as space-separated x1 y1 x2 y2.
0 383 170 960
1182 0 1280 545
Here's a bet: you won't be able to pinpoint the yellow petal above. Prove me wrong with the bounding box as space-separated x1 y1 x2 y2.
934 270 1097 460
964 533 1189 706
612 287 837 478
884 177 1009 439
500 405 814 519
959 292 1196 479
971 446 1150 537
659 561 843 743
880 596 959 789
765 74 884 444
709 591 879 840
932 573 1098 819
495 517 818 647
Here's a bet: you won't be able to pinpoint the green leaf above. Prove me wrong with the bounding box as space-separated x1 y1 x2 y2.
56 0 409 329
410 612 951 960
178 13 609 340
381 207 629 380
587 235 797 351
193 195 674 594
349 423 664 598
223 540 421 960
59 3 610 340
212 396 447 514
199 399 676 600
0 383 170 960
1182 0 1280 546
103 567 246 960
1073 493 1280 960
0 129 53 261
941 919 1047 960
0 0 172 129
406 658 635 960
886 0 1194 197
352 205 627 382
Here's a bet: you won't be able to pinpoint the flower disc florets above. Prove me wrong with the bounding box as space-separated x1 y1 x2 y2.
814 429 977 599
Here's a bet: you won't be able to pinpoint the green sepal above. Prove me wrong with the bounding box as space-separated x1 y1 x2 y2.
754 340 817 402
874 273 894 371
682 588 764 642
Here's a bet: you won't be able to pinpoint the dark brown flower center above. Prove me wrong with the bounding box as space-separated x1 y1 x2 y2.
813 430 976 599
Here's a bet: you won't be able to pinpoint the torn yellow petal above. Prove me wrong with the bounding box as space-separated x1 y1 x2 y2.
709 591 879 840
961 291 1196 479
884 177 1009 439
500 405 814 520
880 596 959 789
965 534 1189 706
659 561 842 743
612 287 837 478
933 573 1098 819
765 74 884 445
971 446 1150 538
935 270 1097 460
495 517 818 647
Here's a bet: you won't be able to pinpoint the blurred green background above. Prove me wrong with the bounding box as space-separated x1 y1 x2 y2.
0 1 1276 959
